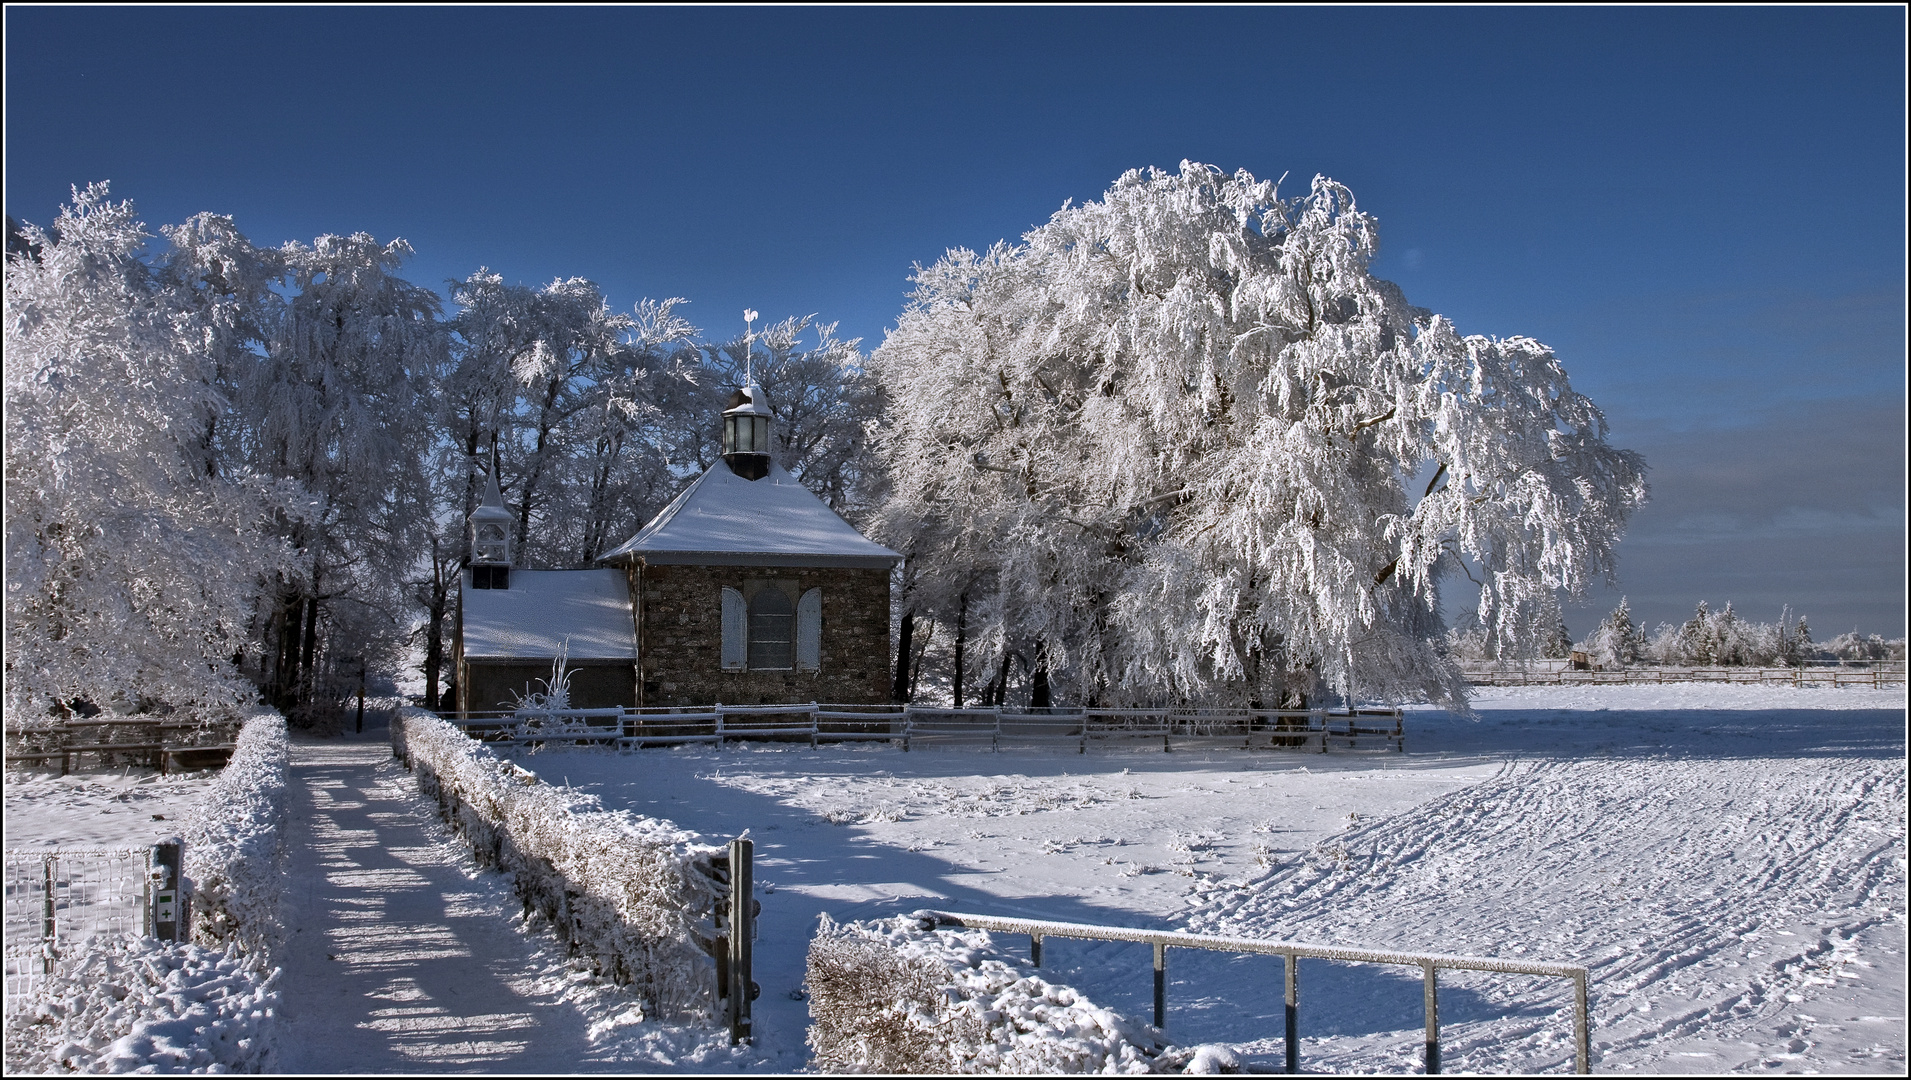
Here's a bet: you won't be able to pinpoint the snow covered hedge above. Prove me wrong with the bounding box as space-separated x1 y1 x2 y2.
806 914 1169 1074
3 937 279 1074
184 708 289 956
392 707 723 1020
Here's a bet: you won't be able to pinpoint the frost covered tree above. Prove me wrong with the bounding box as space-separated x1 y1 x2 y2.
1583 596 1643 668
4 185 297 723
1638 601 1826 667
417 277 702 702
442 274 702 569
229 232 445 718
1542 616 1575 660
873 162 1647 708
1823 631 1901 662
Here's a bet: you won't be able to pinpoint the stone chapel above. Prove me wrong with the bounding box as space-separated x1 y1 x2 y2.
454 384 900 712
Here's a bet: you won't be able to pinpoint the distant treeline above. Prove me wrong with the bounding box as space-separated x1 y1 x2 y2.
1447 598 1906 667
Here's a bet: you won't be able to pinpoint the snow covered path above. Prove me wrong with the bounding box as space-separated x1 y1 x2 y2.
272 734 737 1073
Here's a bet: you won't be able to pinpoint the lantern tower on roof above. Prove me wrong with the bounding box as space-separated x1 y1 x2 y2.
721 383 774 480
469 462 513 589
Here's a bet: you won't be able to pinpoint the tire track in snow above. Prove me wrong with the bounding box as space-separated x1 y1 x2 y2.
1184 755 1906 1073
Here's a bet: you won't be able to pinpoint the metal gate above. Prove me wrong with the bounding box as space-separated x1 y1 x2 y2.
3 846 179 1014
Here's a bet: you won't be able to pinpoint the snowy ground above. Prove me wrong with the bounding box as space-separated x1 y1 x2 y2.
5 768 221 849
503 684 1906 1074
8 685 1903 1073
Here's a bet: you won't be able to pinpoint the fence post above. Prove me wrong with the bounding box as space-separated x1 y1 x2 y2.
42 857 57 974
1031 932 1043 967
150 840 186 943
1422 961 1440 1073
810 703 819 749
1284 952 1300 1074
1573 969 1590 1074
726 837 755 1045
1153 941 1167 1029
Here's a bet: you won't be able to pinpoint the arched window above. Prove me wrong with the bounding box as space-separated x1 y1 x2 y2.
747 588 794 670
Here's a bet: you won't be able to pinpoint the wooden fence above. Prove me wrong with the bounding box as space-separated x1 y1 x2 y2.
432 704 1407 754
1461 663 1906 688
4 718 243 774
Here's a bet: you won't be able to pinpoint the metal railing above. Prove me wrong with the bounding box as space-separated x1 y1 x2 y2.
433 703 1406 755
920 910 1590 1075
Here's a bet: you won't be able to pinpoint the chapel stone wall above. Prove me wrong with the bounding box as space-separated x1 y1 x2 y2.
630 563 890 707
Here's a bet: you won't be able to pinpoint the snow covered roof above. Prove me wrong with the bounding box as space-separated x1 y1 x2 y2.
471 467 511 525
600 460 901 569
724 383 773 419
460 568 637 660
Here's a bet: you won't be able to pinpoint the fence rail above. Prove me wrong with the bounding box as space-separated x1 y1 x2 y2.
919 910 1589 1075
1461 663 1905 688
4 718 243 774
3 846 168 1014
430 704 1406 755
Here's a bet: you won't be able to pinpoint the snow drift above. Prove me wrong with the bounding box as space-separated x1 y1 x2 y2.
3 937 279 1074
391 707 724 1020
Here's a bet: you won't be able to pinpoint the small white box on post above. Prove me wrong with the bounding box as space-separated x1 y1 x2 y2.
151 840 187 943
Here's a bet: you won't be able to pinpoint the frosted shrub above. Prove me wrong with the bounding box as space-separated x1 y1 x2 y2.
185 708 289 956
807 915 1160 1074
1823 631 1903 662
392 708 722 1020
807 924 981 1073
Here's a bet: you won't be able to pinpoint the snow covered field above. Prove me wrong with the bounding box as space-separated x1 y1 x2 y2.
503 684 1905 1073
5 769 220 849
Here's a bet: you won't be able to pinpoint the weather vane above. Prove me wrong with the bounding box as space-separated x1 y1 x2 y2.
743 308 758 383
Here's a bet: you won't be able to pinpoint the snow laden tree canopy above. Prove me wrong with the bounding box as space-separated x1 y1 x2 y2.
4 185 302 721
872 162 1648 709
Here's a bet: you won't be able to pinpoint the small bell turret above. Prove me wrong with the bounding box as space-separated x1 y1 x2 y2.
469 464 513 589
722 383 773 481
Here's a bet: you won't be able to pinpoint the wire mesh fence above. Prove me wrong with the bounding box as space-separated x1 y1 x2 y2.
3 847 156 1014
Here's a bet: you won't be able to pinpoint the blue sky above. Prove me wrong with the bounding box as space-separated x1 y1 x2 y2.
7 6 1905 637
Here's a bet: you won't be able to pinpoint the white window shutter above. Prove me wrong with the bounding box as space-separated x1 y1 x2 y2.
796 588 822 671
720 587 747 670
